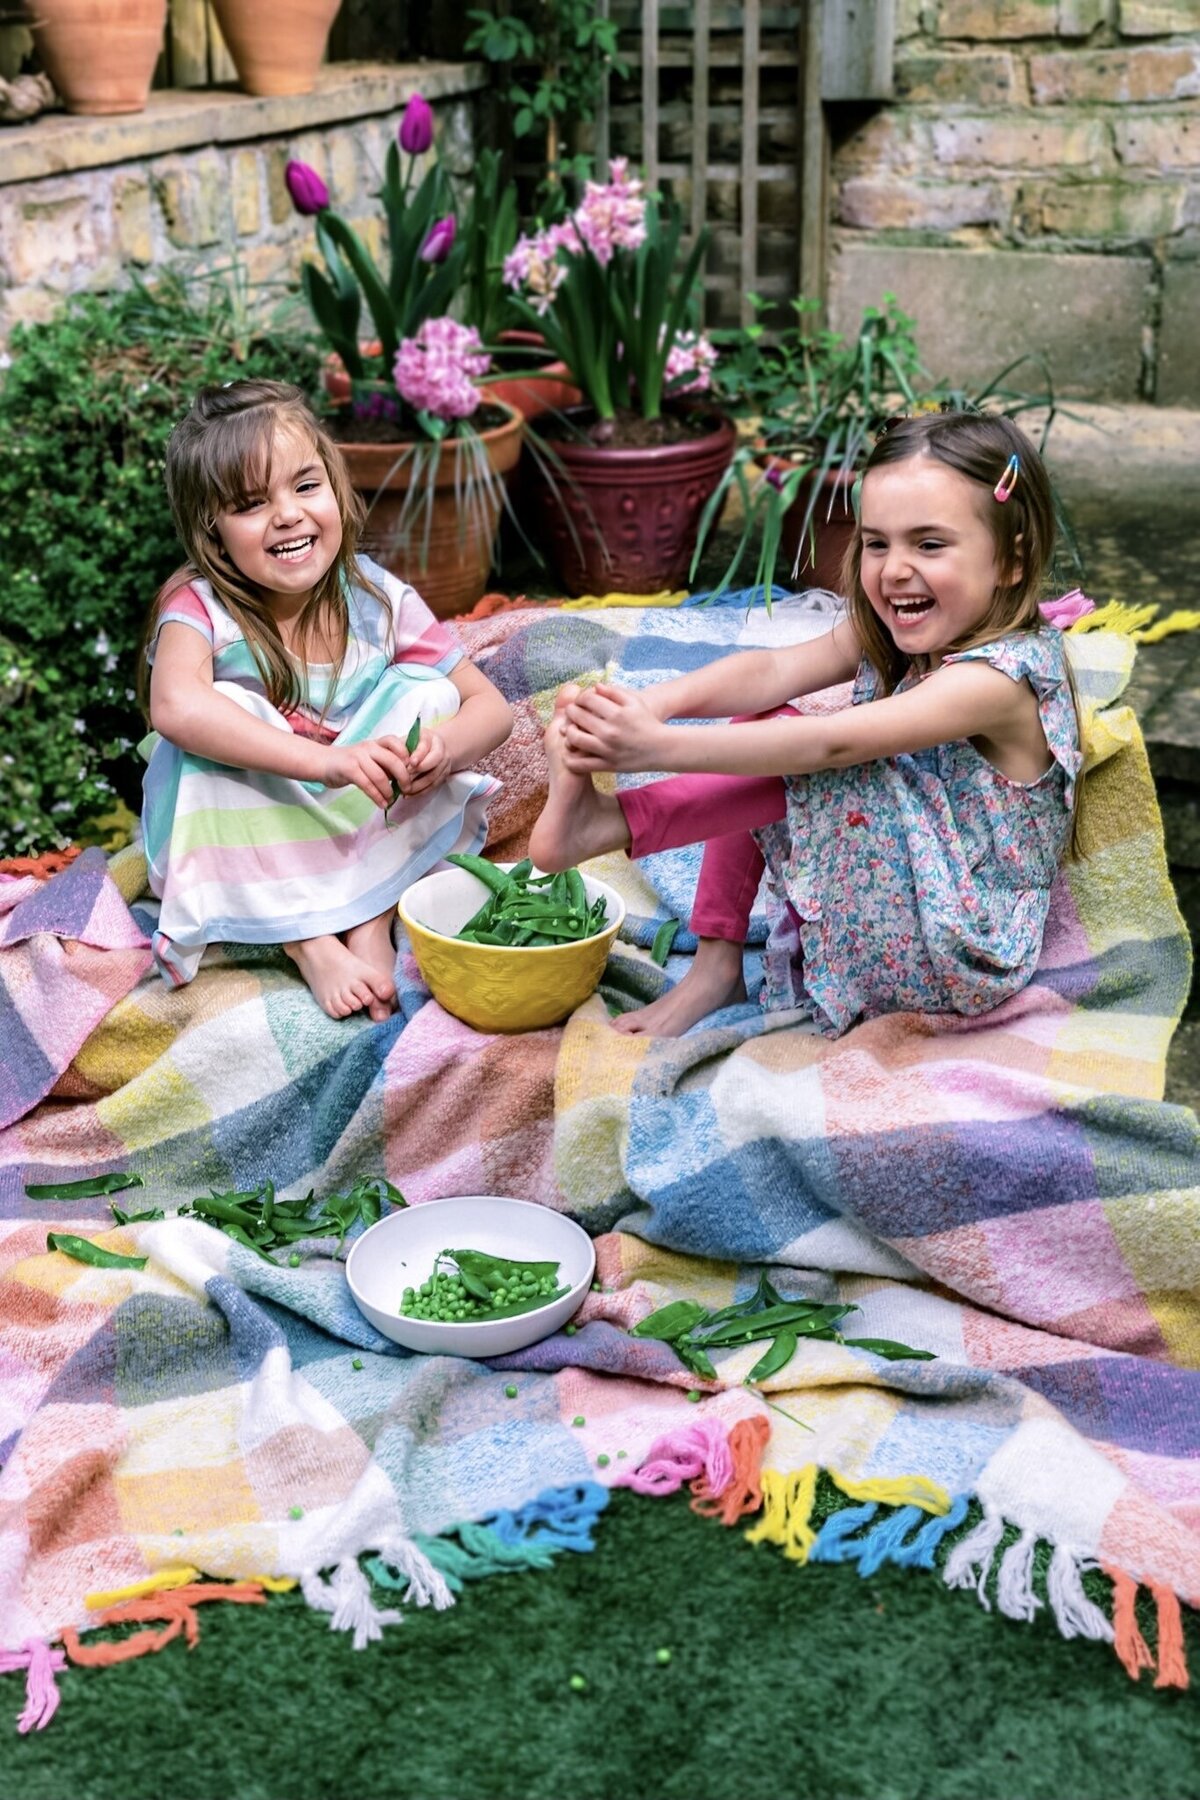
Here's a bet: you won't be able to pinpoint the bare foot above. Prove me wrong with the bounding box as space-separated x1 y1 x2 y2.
343 909 399 1021
284 934 396 1022
613 937 748 1037
528 701 630 873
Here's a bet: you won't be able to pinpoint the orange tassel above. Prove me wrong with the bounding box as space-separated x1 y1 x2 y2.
1150 1584 1190 1691
1105 1567 1154 1681
60 1581 266 1668
690 1415 770 1525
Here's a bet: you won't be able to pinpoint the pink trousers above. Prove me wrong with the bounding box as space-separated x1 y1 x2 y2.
615 709 794 941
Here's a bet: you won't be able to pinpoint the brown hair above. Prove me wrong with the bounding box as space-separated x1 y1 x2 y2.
840 409 1087 856
137 379 389 716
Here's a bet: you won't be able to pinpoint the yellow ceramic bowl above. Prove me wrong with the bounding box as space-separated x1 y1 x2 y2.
398 862 625 1033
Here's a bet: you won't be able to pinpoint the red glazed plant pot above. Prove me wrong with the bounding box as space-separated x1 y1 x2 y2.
527 408 737 598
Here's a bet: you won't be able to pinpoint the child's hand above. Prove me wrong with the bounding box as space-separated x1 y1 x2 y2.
401 728 453 796
320 739 409 808
562 683 665 771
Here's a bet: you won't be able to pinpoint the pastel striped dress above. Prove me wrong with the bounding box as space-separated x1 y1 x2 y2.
141 558 499 986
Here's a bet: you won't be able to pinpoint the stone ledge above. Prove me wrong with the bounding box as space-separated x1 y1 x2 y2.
0 61 487 187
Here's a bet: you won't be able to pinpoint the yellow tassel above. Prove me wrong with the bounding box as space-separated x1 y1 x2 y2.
829 1470 951 1516
85 1566 201 1609
743 1465 820 1563
560 589 687 611
1133 608 1200 644
1070 600 1162 638
252 1575 299 1592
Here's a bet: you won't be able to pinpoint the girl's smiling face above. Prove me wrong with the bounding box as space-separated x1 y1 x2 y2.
213 423 343 607
858 454 1014 666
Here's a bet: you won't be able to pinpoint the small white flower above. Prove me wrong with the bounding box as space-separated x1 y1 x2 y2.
94 631 110 657
5 667 19 682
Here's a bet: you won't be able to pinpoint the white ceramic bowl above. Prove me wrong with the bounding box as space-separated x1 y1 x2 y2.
345 1195 596 1356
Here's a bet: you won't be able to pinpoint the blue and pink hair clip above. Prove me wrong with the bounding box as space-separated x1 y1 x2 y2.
993 455 1020 503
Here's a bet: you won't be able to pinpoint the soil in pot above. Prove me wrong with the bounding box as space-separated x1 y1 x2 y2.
331 404 524 619
525 406 736 598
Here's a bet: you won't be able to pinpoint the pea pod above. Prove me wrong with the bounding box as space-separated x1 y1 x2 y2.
26 1173 144 1200
111 1205 165 1225
650 918 681 967
746 1330 798 1383
630 1300 709 1342
47 1232 148 1271
565 868 588 916
445 853 513 896
405 717 422 754
841 1337 936 1362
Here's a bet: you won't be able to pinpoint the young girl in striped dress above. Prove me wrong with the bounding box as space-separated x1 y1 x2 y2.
139 380 512 1022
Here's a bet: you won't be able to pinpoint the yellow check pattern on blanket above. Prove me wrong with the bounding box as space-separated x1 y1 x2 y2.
0 595 1196 1723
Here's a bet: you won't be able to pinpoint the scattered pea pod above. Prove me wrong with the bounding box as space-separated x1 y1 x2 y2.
47 1232 147 1271
25 1172 144 1200
446 854 608 947
628 1271 934 1389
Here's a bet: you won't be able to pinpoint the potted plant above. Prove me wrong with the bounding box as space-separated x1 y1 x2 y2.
503 158 734 597
30 0 165 115
287 97 525 618
701 293 1072 603
210 0 340 97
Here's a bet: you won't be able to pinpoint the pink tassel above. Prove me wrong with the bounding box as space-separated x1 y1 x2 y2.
0 1639 67 1734
614 1419 733 1498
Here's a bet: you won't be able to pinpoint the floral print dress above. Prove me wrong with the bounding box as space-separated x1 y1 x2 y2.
753 629 1082 1036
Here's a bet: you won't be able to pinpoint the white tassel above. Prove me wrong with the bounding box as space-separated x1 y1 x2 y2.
1046 1546 1114 1644
995 1530 1041 1623
376 1538 455 1612
301 1560 403 1651
943 1511 1005 1610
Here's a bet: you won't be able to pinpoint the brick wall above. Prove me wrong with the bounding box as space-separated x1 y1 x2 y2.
827 1 1200 404
0 65 485 345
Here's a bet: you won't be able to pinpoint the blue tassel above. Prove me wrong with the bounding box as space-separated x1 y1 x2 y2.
852 1505 926 1577
891 1494 971 1570
808 1501 878 1563
486 1481 608 1552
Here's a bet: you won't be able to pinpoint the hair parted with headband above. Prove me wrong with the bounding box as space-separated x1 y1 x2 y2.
842 409 1056 701
137 379 390 718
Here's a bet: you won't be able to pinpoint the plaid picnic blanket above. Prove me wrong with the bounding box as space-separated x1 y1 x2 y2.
1 592 1197 1729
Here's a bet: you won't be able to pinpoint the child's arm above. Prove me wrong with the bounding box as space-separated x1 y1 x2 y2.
564 659 1047 780
400 660 513 796
630 617 862 724
149 622 409 806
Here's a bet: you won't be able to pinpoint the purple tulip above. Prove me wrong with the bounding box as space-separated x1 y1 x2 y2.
284 160 329 216
419 215 457 263
764 465 785 490
399 93 434 156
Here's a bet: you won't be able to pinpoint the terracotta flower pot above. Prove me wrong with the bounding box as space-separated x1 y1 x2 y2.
210 0 339 97
527 408 737 598
769 460 858 595
323 342 384 409
339 404 525 619
31 0 165 115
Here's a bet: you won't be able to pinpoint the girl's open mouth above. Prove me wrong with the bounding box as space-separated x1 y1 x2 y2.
268 536 317 561
889 596 935 626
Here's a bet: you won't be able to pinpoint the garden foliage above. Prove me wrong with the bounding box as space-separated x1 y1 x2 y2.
0 273 317 855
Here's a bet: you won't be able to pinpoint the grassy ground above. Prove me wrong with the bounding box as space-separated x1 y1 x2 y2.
7 1488 1199 1800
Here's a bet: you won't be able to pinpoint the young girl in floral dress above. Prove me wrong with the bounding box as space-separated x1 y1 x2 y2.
139 379 512 1021
530 411 1083 1038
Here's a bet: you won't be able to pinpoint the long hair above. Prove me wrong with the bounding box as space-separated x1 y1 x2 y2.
840 410 1087 856
138 380 388 717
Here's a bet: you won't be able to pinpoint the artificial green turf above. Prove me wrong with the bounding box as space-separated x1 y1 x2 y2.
6 1488 1199 1800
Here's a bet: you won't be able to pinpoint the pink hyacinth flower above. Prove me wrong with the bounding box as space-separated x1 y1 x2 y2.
394 317 492 421
284 160 329 216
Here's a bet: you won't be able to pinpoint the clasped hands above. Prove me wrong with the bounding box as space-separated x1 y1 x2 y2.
319 729 453 808
555 681 667 773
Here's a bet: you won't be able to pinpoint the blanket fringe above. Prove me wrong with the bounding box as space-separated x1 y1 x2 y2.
0 1640 66 1734
1150 1583 1190 1691
60 1581 267 1666
690 1416 769 1524
1046 1546 1114 1645
996 1530 1042 1624
744 1465 820 1562
300 1560 404 1651
615 1419 734 1500
398 1482 609 1593
943 1511 1006 1608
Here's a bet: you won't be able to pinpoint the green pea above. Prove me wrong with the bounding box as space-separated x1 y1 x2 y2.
596 1454 610 1468
572 1415 585 1427
655 1648 672 1666
505 1384 518 1399
352 1358 364 1371
569 1674 586 1693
